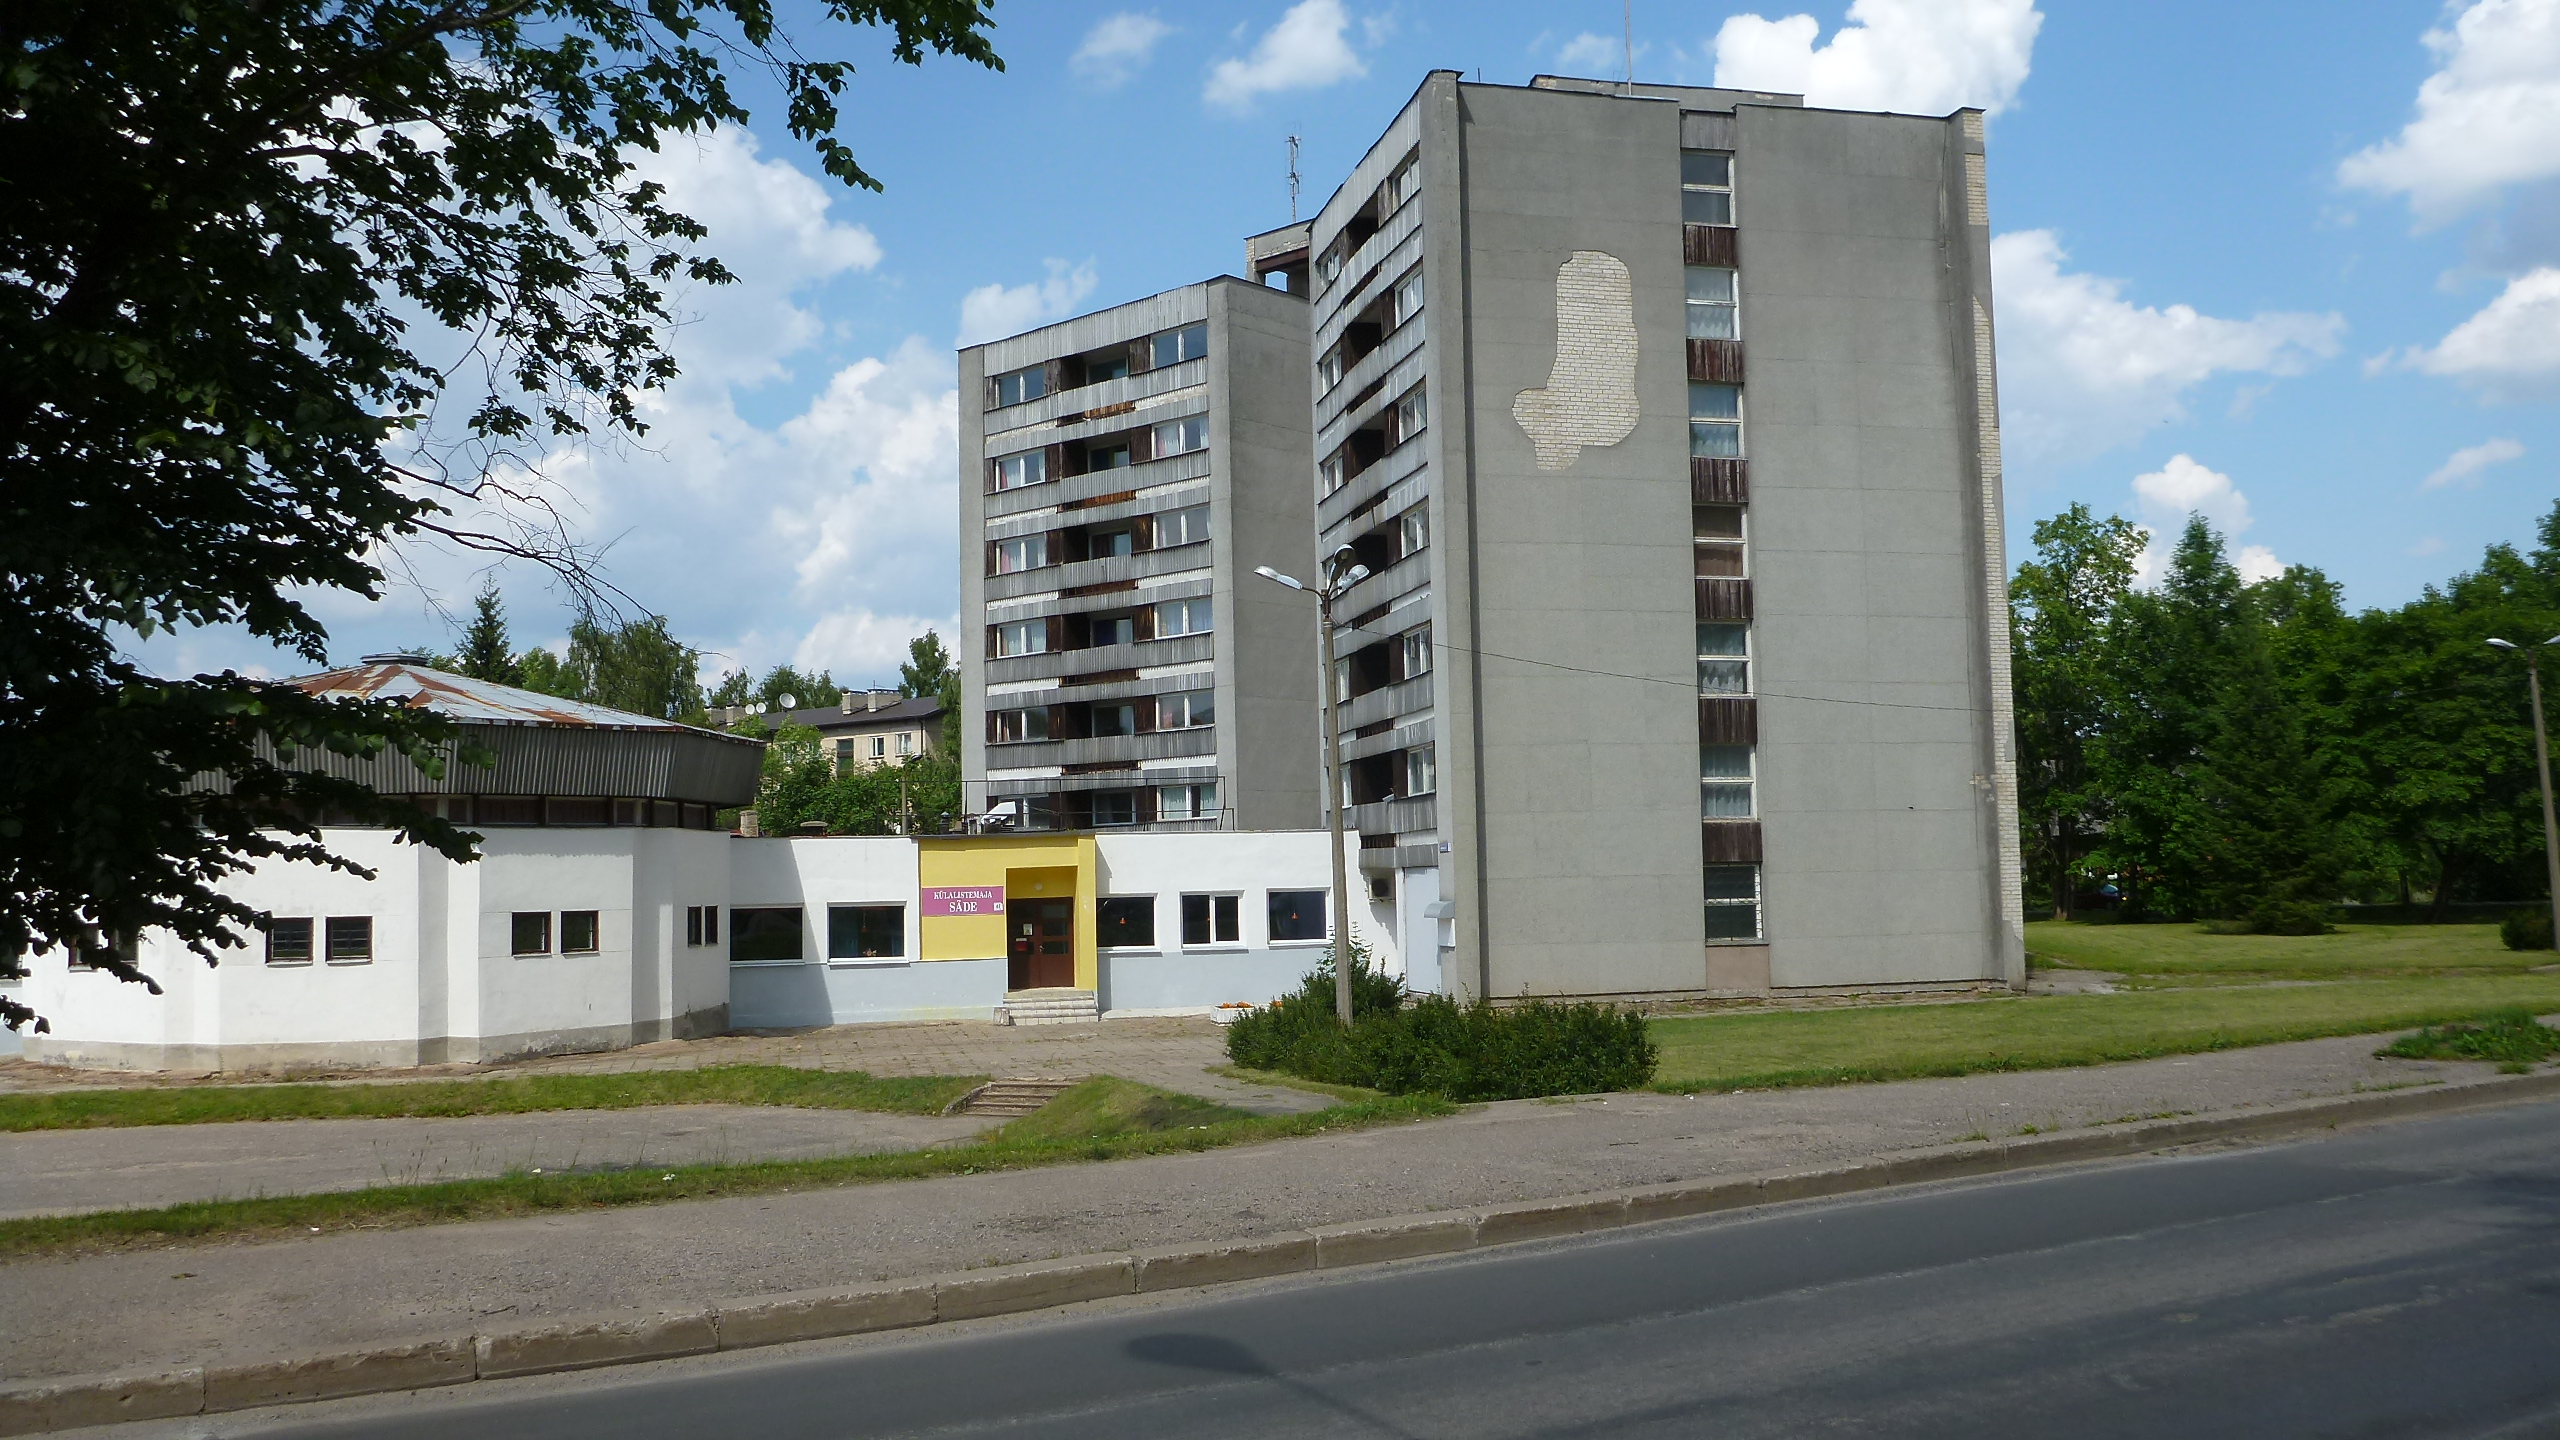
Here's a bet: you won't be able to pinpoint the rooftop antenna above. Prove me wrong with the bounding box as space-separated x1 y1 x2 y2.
1287 134 1302 222
1623 0 1635 94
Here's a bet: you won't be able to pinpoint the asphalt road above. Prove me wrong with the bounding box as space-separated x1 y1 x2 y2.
182 1098 2560 1440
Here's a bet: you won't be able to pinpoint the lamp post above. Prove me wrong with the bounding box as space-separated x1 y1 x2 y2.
1257 547 1371 1024
2487 635 2560 948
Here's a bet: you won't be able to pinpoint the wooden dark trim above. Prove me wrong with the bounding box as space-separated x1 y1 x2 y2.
1686 338 1745 383
1691 457 1748 504
1701 821 1763 864
1696 577 1753 621
1698 695 1757 746
1683 225 1739 267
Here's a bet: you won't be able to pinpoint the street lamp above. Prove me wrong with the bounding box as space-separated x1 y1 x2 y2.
1258 546 1370 1025
2486 635 2560 947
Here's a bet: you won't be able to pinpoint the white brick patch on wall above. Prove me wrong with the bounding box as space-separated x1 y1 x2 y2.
1511 250 1641 471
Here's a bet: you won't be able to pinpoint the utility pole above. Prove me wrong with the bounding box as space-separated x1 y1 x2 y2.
1258 546 1372 1024
2488 636 2560 946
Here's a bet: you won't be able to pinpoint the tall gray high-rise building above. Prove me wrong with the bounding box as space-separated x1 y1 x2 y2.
1269 72 2023 1001
958 278 1321 834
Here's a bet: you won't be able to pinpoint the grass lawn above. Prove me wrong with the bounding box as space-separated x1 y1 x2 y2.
2025 920 2543 983
1647 974 2560 1093
0 1077 1455 1258
0 1065 986 1133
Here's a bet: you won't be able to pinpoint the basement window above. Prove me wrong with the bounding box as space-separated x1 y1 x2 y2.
561 910 600 955
1703 864 1762 942
265 917 314 966
511 912 552 957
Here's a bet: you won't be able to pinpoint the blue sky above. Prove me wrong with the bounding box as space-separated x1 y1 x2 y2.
161 0 2560 688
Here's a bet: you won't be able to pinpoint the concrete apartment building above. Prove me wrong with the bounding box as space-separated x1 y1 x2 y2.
958 278 1322 835
1268 72 2024 1002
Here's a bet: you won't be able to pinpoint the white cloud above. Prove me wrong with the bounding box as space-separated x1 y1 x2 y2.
2338 0 2560 227
956 260 1099 348
1072 13 1173 89
2423 437 2528 489
1991 230 2345 470
1713 0 2042 116
2399 267 2560 395
1554 32 1628 75
2127 455 2279 585
1204 0 1367 111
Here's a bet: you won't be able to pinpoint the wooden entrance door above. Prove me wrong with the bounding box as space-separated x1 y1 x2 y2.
1008 900 1075 991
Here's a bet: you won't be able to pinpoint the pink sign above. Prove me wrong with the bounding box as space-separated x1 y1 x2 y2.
924 886 1004 917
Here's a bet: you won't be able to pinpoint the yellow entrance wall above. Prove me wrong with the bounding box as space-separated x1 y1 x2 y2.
917 834 1098 989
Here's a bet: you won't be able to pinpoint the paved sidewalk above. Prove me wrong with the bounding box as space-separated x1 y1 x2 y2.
0 1107 992 1220
0 1016 1334 1116
0 1029 2527 1384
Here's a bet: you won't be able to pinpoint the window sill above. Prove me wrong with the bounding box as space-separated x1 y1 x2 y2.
1269 939 1332 949
1182 945 1248 955
1101 947 1162 958
730 958 816 968
828 958 911 969
325 958 374 966
265 960 313 969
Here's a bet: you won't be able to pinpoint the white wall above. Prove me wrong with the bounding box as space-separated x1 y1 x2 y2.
1091 829 1398 1013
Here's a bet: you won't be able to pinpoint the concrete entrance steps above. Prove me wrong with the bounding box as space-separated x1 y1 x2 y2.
1000 989 1098 1027
945 1077 1082 1117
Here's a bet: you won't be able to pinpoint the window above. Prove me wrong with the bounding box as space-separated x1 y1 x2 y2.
705 906 720 946
1086 353 1130 384
992 449 1048 492
867 735 887 759
1086 442 1131 471
729 907 804 962
1089 528 1134 558
561 910 600 954
1089 614 1134 648
325 916 373 964
1090 790 1137 826
1182 893 1242 946
1398 506 1429 559
265 917 313 966
510 911 551 956
1393 386 1427 446
1317 346 1344 393
686 906 705 947
1696 503 1746 578
994 534 1049 574
994 620 1048 657
1383 155 1419 213
1698 623 1751 695
1154 598 1212 637
1091 703 1137 738
827 904 904 960
1268 890 1328 942
834 737 856 768
992 366 1047 408
1701 745 1755 819
1151 322 1208 368
1392 270 1423 327
1156 690 1213 730
1402 625 1433 678
1153 415 1208 457
1319 455 1346 498
896 731 915 756
1156 504 1210 548
1689 382 1743 459
1159 782 1219 820
1098 897 1155 948
1314 242 1343 289
1682 151 1734 225
1703 864 1762 941
991 707 1050 743
1686 266 1739 340
1403 745 1438 797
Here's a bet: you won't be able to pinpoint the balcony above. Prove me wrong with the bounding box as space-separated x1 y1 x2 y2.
1316 201 1422 337
1348 794 1437 839
1342 715 1432 764
983 356 1204 435
985 447 1212 521
986 632 1213 686
1342 672 1433 732
1332 549 1428 624
1316 315 1425 441
986 727 1216 770
986 543 1212 603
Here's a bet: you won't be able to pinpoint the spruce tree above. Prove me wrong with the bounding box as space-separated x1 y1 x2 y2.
2197 606 2340 930
454 581 522 687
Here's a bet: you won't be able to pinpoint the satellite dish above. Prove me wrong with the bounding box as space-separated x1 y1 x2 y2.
776 693 799 711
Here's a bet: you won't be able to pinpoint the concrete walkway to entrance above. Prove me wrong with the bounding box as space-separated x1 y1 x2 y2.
0 1106 995 1220
0 1029 2527 1385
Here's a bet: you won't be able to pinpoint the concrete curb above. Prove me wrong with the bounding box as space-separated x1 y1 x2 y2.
6 1067 2556 1435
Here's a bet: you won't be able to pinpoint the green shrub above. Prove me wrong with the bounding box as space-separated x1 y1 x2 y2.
1225 958 1657 1101
2501 909 2554 952
2246 896 2333 936
2377 1007 2560 1068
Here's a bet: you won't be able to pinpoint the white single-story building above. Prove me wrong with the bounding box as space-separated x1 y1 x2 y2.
12 660 1400 1073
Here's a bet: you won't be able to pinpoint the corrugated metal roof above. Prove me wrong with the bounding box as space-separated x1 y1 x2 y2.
292 660 731 734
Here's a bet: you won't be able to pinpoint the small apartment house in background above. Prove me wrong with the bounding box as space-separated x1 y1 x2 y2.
958 278 1321 836
760 690 945 775
1274 72 2023 1002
